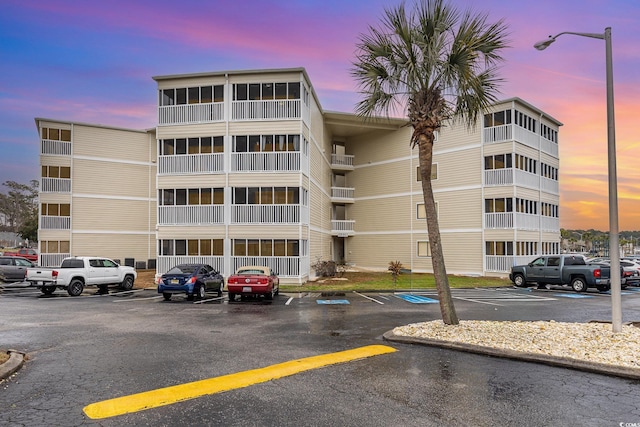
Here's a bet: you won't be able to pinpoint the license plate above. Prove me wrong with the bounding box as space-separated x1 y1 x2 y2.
171 279 180 284
242 286 252 292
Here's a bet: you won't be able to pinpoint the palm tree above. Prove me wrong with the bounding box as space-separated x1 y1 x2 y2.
351 0 509 325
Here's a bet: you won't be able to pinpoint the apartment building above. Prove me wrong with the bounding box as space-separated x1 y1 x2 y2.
35 67 561 282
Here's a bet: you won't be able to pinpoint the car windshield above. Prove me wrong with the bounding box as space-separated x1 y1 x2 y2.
166 265 197 275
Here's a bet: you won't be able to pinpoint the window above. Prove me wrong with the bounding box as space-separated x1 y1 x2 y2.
416 202 438 219
540 123 558 143
541 163 558 180
485 198 513 213
41 127 71 142
417 241 431 257
484 154 512 170
159 239 224 256
232 239 304 256
514 154 537 174
159 188 223 206
233 187 303 205
159 136 223 155
42 165 71 179
484 109 512 128
485 241 514 256
233 82 301 101
233 134 300 152
515 110 537 133
159 85 223 106
41 240 70 253
416 163 438 181
41 203 70 216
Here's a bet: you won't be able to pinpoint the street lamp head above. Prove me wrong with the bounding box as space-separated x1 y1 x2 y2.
534 37 556 50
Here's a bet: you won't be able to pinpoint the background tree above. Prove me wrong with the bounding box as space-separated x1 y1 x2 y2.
0 180 39 241
352 0 509 324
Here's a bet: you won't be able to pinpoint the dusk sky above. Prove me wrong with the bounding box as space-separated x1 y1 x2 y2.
1 0 638 231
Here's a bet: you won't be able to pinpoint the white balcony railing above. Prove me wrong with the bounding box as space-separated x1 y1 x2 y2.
157 256 224 277
158 205 224 225
331 154 354 170
484 212 559 231
158 153 224 175
541 176 559 194
231 152 303 172
483 124 558 158
40 216 71 230
331 220 355 236
485 255 535 273
41 177 71 193
232 256 308 278
40 253 70 267
158 102 224 125
484 169 557 194
231 205 307 224
331 187 355 202
41 139 72 156
232 99 301 121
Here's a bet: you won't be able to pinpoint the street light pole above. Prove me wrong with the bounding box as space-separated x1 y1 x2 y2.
535 27 621 333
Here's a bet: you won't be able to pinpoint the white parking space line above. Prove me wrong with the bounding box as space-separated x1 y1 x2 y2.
193 296 225 304
285 297 293 305
112 295 163 302
353 291 384 304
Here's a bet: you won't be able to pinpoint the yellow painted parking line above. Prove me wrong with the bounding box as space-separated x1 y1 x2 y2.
83 344 396 419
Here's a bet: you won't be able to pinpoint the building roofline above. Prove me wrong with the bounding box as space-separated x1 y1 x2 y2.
497 97 564 126
34 117 154 134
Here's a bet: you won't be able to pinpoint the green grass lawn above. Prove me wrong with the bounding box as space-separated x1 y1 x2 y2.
280 271 512 292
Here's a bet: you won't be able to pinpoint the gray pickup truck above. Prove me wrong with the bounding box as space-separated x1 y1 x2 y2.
509 254 611 292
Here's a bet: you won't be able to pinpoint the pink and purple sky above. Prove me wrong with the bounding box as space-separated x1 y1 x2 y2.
1 0 638 230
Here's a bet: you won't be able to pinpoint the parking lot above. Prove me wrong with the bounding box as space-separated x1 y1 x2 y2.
2 281 640 425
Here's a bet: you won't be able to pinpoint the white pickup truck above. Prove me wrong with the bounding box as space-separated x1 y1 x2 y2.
26 256 137 296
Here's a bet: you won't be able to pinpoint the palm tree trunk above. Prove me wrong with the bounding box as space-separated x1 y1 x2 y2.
418 137 459 325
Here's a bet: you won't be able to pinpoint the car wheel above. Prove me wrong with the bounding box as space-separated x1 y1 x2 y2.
41 286 56 295
596 285 610 292
198 284 206 299
513 274 526 287
68 279 84 296
120 275 134 291
217 283 223 297
275 284 279 296
163 292 172 301
571 277 587 292
187 294 195 301
265 289 273 300
228 293 235 301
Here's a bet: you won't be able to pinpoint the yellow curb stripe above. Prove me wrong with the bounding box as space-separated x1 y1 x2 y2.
83 344 396 419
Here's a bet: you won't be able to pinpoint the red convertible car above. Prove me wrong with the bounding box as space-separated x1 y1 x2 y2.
227 266 279 301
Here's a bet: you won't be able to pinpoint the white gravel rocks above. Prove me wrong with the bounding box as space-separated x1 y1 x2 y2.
393 320 640 369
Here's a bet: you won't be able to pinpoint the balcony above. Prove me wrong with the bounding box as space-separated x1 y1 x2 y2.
331 220 355 236
40 253 70 267
158 256 224 277
331 187 355 204
331 154 354 171
232 151 305 172
483 124 558 157
158 102 224 125
41 139 71 156
158 205 224 225
233 256 308 278
231 205 308 224
41 177 71 193
158 153 224 175
484 212 559 232
232 99 300 121
40 216 71 230
485 255 534 273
